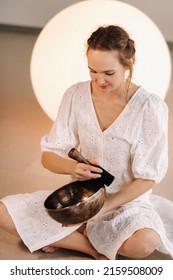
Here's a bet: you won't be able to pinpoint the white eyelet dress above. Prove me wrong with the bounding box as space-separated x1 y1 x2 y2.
1 81 173 259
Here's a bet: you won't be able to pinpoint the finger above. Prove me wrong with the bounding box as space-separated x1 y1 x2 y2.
76 169 102 179
62 223 82 227
74 163 103 179
76 177 90 181
77 163 103 174
88 159 99 165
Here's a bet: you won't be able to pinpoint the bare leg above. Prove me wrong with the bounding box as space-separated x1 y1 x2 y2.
0 202 107 259
43 230 108 259
0 202 19 237
117 228 160 259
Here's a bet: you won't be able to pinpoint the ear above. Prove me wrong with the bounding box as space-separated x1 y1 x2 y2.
128 58 134 66
124 58 134 72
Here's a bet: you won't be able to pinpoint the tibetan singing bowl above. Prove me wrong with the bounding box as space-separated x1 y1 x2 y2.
44 179 106 224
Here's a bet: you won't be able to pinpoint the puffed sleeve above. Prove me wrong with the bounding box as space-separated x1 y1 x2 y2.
40 83 79 158
130 95 168 183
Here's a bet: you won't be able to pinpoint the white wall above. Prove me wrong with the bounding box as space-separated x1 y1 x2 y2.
119 0 173 42
0 0 173 41
0 0 79 27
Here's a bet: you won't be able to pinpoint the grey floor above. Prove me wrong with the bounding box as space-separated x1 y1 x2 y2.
0 30 173 260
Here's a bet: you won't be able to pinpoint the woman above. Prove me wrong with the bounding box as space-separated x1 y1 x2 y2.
0 25 173 260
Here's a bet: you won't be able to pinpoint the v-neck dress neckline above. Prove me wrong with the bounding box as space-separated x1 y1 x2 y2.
87 81 142 134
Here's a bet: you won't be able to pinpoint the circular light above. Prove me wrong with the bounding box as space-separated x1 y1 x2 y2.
30 0 171 121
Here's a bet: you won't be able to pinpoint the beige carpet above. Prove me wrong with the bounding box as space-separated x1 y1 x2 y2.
0 30 173 260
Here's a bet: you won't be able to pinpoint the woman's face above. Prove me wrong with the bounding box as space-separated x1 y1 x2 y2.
87 49 127 94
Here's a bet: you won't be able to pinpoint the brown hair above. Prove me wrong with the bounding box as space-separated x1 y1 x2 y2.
87 25 136 93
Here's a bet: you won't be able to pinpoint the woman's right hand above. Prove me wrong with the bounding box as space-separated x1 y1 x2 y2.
73 160 103 180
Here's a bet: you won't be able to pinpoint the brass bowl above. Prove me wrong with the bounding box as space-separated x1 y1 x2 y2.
44 179 106 224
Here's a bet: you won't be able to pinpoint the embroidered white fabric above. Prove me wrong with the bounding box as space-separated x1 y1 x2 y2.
1 80 173 258
87 196 173 259
1 191 81 252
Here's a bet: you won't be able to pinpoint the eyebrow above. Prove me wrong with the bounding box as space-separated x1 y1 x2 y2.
88 66 115 73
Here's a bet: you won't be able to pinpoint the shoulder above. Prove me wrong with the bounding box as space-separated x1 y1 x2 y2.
63 80 90 99
59 81 90 112
57 81 90 116
131 87 168 116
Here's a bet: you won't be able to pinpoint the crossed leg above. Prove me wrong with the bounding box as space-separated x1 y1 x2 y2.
117 228 160 259
0 202 107 260
0 202 19 237
42 230 107 259
84 224 160 259
0 202 160 259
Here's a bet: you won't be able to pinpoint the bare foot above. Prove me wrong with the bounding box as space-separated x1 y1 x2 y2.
82 229 108 259
42 245 59 253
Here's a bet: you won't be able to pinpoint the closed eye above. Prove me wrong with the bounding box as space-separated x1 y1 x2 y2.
89 70 115 75
88 67 115 76
106 72 115 76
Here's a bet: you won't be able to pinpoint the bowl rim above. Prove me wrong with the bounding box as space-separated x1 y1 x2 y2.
44 185 105 212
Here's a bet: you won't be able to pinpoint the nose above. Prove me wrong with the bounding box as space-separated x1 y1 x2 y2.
94 73 106 85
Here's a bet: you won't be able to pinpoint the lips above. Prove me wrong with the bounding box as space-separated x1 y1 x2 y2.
99 85 109 90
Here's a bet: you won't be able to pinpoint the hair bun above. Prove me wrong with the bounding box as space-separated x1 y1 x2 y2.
124 38 135 58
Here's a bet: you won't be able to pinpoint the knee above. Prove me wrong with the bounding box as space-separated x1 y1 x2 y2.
0 201 7 224
0 201 5 215
0 201 19 237
119 229 160 259
133 230 160 258
130 238 158 258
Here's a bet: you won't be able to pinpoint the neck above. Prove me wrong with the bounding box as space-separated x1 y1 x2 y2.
91 80 129 102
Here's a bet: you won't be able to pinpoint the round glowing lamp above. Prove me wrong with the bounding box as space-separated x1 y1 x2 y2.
30 0 171 121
